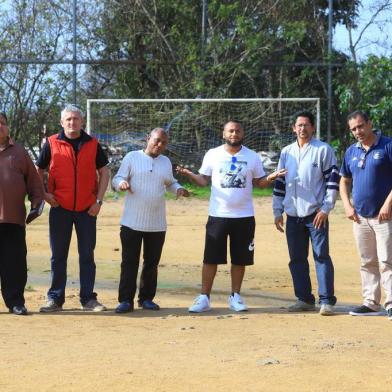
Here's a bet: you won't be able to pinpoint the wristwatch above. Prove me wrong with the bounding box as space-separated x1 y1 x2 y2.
96 199 103 206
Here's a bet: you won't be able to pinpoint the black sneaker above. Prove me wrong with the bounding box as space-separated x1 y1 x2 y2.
9 305 28 315
138 299 160 310
39 300 62 313
349 305 385 316
388 308 392 321
115 301 134 313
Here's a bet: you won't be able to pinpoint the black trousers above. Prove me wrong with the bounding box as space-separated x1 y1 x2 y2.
0 223 27 309
118 226 166 303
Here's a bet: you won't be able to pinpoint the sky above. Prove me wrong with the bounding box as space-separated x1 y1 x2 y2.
333 0 392 60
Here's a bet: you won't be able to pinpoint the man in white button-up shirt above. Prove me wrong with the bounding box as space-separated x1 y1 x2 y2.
112 128 189 313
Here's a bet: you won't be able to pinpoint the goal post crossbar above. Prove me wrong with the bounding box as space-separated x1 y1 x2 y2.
86 97 320 138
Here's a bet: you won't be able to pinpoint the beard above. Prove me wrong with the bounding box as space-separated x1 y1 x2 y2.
224 138 243 147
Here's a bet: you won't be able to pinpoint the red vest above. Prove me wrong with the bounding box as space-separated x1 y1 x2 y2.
48 134 98 211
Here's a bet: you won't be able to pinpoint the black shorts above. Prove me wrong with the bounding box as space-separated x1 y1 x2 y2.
203 216 255 266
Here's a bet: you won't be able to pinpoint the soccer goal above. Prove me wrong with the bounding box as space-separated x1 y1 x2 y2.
86 98 320 170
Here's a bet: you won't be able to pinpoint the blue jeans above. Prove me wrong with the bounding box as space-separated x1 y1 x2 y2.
286 214 336 305
48 206 97 306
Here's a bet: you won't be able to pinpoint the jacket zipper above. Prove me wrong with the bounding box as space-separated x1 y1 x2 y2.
73 149 78 211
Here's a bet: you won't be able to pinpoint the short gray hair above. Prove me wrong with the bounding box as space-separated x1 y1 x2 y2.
150 127 167 135
61 104 84 120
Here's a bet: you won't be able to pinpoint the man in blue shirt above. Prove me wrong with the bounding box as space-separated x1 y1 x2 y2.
340 110 392 320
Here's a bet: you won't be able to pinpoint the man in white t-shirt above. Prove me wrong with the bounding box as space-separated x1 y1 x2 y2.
112 128 189 313
177 120 285 312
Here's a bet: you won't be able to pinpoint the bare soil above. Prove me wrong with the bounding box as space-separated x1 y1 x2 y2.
0 198 390 392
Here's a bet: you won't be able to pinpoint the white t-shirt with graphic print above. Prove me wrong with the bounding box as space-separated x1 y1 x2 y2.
199 145 265 218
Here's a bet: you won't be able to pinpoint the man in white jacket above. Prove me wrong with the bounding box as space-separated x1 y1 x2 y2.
272 111 340 315
112 128 189 313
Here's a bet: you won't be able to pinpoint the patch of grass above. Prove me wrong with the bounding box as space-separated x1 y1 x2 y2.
106 183 273 201
252 187 273 197
25 285 36 292
167 183 273 199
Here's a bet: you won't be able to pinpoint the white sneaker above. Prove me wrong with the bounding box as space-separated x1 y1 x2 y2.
189 294 211 313
81 299 107 312
228 293 248 312
288 300 316 312
319 304 334 316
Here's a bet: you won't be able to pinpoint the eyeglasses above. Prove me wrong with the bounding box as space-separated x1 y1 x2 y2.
357 152 366 169
295 123 311 129
230 156 237 170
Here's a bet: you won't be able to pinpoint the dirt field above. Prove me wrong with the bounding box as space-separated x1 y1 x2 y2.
0 197 391 392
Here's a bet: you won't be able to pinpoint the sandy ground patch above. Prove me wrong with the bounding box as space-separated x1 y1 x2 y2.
0 198 391 391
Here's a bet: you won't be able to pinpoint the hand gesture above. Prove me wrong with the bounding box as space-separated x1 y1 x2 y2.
378 201 392 222
176 188 190 199
44 192 59 207
119 180 132 193
176 165 192 177
313 210 328 230
274 216 284 232
344 205 360 223
267 168 288 182
87 202 101 217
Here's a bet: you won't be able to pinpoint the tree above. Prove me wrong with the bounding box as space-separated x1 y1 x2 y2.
336 0 392 109
338 56 392 129
0 0 72 155
80 0 361 141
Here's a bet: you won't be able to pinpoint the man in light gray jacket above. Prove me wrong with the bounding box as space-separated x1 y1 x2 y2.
272 111 340 315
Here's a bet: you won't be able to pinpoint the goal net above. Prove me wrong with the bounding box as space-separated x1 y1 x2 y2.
86 98 320 172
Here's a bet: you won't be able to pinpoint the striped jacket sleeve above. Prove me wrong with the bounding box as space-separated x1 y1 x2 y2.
321 146 340 214
272 152 286 218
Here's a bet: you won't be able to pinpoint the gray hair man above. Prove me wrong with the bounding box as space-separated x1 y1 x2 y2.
36 104 110 312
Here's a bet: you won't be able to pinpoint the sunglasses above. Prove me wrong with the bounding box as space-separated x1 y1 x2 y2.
357 152 366 169
230 156 237 171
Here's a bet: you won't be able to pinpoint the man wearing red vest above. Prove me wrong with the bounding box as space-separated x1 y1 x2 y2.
36 105 109 312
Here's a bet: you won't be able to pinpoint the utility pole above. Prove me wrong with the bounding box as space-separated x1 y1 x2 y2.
72 0 77 105
327 0 333 142
201 0 208 63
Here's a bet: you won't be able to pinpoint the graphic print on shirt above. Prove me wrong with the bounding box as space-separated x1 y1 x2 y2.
219 159 247 188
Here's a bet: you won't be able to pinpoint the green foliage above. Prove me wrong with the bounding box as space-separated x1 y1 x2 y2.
0 0 73 153
337 56 392 133
82 0 361 107
0 0 368 151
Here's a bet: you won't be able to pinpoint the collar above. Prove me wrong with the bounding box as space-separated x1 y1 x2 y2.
223 144 243 155
57 129 92 142
296 137 314 149
142 149 161 159
355 129 381 149
0 137 13 150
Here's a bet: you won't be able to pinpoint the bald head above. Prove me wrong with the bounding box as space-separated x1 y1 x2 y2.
145 127 169 158
150 127 167 138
